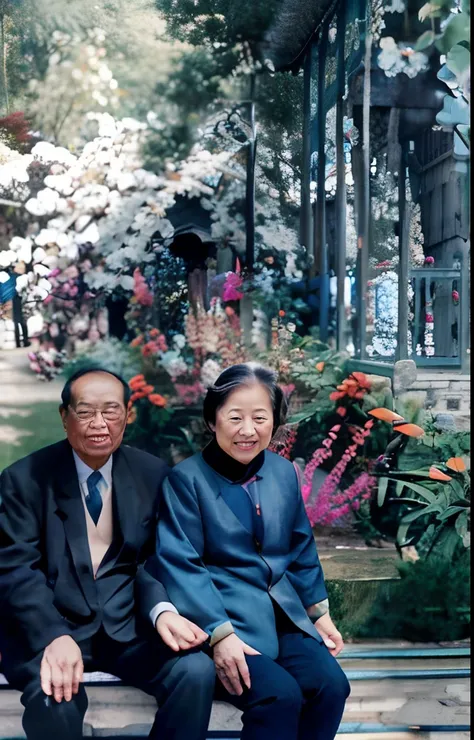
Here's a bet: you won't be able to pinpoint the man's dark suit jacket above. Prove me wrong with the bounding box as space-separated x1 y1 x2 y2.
0 439 168 679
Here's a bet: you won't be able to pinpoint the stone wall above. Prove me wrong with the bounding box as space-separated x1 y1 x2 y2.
401 371 470 432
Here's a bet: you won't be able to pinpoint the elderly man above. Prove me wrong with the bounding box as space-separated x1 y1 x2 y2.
0 367 215 740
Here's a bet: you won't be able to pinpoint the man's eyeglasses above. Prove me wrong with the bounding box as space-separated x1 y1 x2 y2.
69 406 125 423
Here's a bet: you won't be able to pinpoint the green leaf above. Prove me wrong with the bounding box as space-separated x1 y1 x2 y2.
287 402 320 424
402 480 439 502
383 477 438 502
178 426 197 453
400 507 431 524
377 477 389 507
396 521 415 547
454 509 469 536
437 505 469 521
446 43 471 77
436 12 470 54
415 29 436 50
395 480 406 498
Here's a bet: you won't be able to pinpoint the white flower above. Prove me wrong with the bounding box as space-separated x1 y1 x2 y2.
44 173 75 196
161 351 188 378
33 247 47 263
33 263 50 277
27 313 44 336
0 250 16 267
35 229 61 247
37 277 52 293
10 236 32 252
31 142 77 167
25 188 61 216
172 334 186 349
118 274 134 291
116 173 137 192
15 274 29 291
201 359 222 388
0 271 9 283
75 223 100 245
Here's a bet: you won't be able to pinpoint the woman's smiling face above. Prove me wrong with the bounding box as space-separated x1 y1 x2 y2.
211 382 274 463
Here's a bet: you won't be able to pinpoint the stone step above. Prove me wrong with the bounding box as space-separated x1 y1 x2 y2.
0 678 469 738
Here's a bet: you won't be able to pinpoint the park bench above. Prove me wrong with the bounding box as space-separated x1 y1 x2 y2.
0 647 470 739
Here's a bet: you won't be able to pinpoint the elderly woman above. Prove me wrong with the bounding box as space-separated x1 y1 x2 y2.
156 363 350 740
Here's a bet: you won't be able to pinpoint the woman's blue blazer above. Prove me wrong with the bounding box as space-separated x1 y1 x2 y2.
156 449 328 658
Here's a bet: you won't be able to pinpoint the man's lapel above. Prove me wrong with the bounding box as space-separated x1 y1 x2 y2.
53 442 98 609
109 446 145 557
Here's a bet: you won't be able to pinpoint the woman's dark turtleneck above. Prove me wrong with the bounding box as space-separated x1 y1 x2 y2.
202 437 265 484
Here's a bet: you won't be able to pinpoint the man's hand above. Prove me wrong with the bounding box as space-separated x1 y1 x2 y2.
156 612 208 652
40 635 83 703
314 612 344 657
213 633 260 696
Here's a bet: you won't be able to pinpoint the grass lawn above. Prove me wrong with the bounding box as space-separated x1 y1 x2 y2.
0 402 64 472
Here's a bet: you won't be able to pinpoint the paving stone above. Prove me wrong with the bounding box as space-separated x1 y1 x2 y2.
382 698 469 726
445 683 471 706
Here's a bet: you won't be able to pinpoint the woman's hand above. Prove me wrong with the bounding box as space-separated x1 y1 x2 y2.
314 613 344 657
213 633 261 696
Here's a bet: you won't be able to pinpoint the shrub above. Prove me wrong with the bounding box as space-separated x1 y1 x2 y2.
359 554 470 641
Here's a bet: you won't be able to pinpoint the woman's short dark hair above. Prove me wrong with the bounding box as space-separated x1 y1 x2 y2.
61 367 131 409
203 363 287 433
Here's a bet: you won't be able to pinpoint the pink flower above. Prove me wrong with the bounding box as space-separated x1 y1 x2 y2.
223 272 244 302
425 313 434 323
424 256 435 265
305 421 374 525
133 267 154 306
452 290 459 303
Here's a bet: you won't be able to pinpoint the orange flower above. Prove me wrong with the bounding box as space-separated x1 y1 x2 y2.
368 408 404 423
130 390 148 402
149 393 167 407
316 362 325 372
279 310 286 317
393 422 424 438
429 466 452 482
142 384 155 395
130 336 143 347
149 328 160 338
129 374 147 391
446 457 467 473
351 372 371 389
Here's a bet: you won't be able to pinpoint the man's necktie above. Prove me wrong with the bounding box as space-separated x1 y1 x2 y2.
86 471 103 525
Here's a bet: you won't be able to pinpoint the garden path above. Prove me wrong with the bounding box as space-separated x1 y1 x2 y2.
0 347 63 466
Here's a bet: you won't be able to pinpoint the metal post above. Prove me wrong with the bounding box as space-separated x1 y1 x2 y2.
300 48 313 258
397 160 409 360
316 29 329 343
245 74 257 274
335 3 347 352
357 28 372 359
